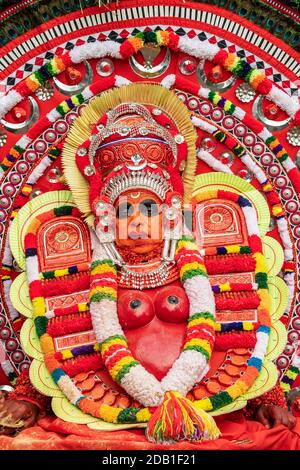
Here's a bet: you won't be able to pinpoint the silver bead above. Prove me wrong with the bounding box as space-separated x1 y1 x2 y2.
12 351 24 362
293 319 300 329
283 189 293 201
200 103 211 114
275 176 286 188
289 331 299 342
139 127 149 136
261 154 272 165
152 108 162 116
223 117 235 129
188 98 198 110
171 196 181 208
244 134 255 146
4 185 15 196
175 134 184 144
253 143 264 155
286 201 298 212
0 328 11 339
44 131 56 143
212 109 223 121
269 165 280 176
0 197 9 207
291 213 300 225
17 162 29 173
35 141 46 152
284 344 294 355
164 207 177 220
10 173 21 184
294 226 300 237
100 214 111 226
6 339 17 351
56 121 68 133
77 147 87 157
235 124 246 137
95 201 106 212
277 356 288 368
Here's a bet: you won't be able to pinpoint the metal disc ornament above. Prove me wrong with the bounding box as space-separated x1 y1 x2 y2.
236 83 255 103
287 126 300 147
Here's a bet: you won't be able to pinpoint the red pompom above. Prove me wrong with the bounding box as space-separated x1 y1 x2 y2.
248 234 262 253
256 78 272 95
174 76 200 96
294 108 300 126
90 76 115 95
24 232 37 249
27 117 49 140
29 280 42 299
15 80 30 98
267 191 281 205
243 114 264 134
60 52 73 68
120 41 135 58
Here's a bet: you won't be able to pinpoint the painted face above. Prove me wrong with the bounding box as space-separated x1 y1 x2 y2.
115 189 163 254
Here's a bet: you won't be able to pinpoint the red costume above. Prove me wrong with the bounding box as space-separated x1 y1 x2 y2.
0 0 300 450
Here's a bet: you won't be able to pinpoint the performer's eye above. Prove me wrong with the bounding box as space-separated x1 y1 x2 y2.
139 199 159 217
116 202 134 219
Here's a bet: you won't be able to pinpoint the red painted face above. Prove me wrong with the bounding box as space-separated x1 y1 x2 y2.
115 189 163 254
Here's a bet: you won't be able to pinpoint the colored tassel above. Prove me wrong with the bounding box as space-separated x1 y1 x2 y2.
146 391 220 444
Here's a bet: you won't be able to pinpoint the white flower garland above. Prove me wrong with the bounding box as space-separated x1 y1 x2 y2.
90 238 215 408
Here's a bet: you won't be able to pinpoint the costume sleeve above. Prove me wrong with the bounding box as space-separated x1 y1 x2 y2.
244 382 287 419
7 368 51 412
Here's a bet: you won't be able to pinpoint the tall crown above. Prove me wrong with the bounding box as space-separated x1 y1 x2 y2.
63 83 197 225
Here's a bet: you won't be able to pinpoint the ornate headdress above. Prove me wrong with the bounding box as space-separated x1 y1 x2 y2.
63 83 197 222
